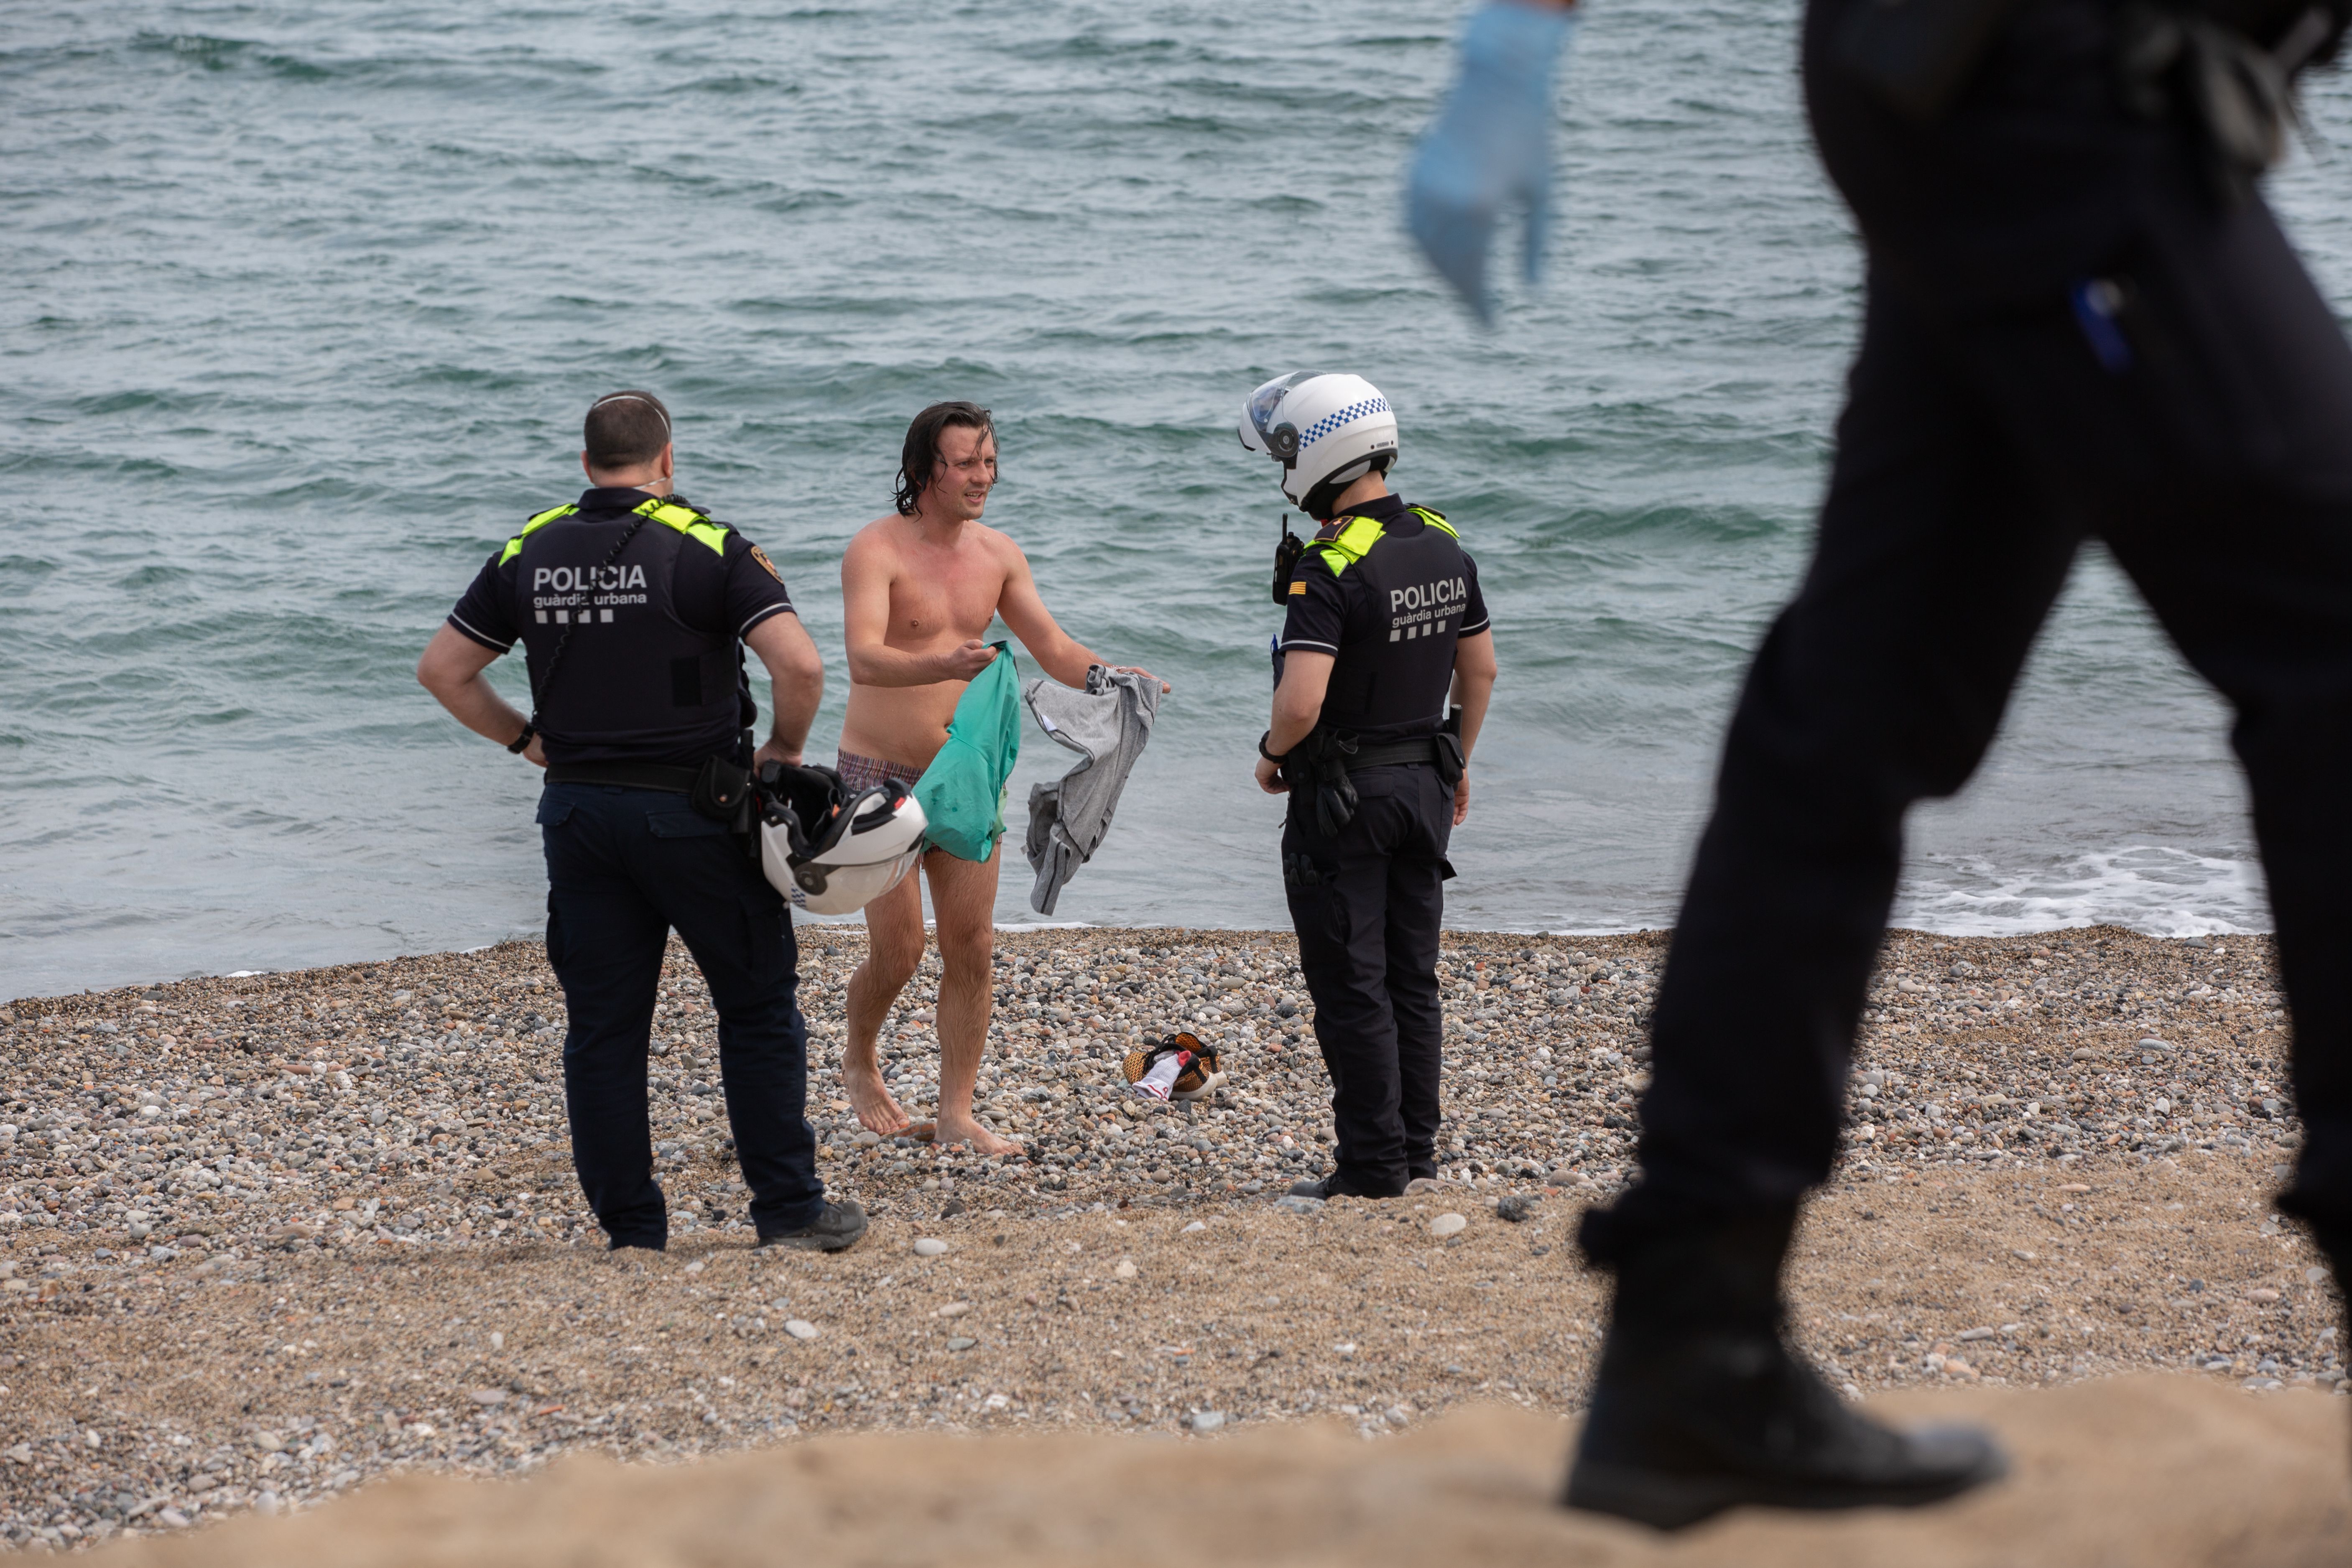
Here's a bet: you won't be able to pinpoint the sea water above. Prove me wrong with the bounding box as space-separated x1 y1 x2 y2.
7 1 2350 998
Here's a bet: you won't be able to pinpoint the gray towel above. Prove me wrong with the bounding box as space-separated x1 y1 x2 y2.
1022 665 1160 915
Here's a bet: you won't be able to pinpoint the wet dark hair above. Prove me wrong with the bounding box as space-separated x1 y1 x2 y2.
894 401 996 517
583 390 672 472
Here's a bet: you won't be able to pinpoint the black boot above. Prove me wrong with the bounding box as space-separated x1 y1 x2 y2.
1564 1208 2007 1530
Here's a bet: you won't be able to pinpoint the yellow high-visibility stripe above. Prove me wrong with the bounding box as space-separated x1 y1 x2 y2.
497 504 577 564
497 497 731 564
1314 514 1387 576
635 497 729 556
1310 506 1459 576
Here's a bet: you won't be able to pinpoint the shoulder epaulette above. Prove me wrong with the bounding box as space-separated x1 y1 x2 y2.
1310 513 1387 576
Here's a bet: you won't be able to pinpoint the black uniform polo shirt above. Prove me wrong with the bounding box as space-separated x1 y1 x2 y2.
1277 495 1489 746
446 487 796 767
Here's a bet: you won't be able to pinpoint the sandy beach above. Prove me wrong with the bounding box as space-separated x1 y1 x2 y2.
78 1380 2352 1568
2 925 2340 1558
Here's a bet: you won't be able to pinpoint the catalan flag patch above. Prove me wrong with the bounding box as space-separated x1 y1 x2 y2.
1289 580 1307 595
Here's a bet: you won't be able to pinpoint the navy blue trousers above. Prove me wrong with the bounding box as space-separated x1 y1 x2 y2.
1284 763 1454 1197
537 783 822 1248
1592 0 2352 1257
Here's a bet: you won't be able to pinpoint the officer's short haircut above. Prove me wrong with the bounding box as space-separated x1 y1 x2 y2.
894 401 995 517
583 390 673 471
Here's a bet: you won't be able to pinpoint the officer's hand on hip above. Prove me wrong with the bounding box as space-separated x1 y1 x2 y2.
523 734 546 769
1453 770 1471 826
1255 755 1288 796
753 735 803 771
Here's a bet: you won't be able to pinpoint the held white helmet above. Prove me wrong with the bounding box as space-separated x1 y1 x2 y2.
757 765 929 916
1237 372 1399 518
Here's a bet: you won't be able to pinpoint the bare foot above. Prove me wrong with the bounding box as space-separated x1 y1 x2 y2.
932 1111 1024 1158
844 1061 913 1136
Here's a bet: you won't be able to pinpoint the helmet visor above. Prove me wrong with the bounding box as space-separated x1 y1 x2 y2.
1240 372 1320 452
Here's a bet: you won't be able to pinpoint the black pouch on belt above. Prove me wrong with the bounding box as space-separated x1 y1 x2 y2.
1834 0 2028 121
690 753 756 835
1433 731 1466 790
1433 704 1467 790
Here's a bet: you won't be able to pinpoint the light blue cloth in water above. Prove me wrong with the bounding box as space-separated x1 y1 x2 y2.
1406 3 1579 324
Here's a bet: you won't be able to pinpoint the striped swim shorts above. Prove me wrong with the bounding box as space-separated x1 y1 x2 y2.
835 748 924 797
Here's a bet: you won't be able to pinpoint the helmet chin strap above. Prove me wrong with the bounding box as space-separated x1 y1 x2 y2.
1298 456 1393 520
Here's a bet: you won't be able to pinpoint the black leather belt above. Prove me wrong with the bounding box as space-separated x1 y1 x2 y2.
1343 737 1442 771
543 761 700 793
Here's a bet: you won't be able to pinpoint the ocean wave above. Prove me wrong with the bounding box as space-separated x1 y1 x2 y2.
1895 846 2270 938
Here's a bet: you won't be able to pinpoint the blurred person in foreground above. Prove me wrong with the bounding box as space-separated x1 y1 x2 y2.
1410 0 2352 1530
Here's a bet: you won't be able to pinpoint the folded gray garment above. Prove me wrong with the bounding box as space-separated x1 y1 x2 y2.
1022 665 1160 915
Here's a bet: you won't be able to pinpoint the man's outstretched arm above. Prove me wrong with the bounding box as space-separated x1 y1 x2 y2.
994 538 1168 692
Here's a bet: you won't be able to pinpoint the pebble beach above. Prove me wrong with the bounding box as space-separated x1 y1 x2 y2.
1 926 2338 1551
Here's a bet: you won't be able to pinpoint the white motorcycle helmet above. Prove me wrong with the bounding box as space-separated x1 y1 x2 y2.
1237 372 1398 518
757 765 929 916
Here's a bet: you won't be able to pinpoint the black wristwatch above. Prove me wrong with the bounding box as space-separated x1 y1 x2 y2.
1258 730 1287 763
506 721 537 755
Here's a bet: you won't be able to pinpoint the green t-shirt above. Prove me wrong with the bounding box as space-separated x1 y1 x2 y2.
912 642 1021 862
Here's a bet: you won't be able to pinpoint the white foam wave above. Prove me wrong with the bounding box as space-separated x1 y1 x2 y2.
1893 844 2269 937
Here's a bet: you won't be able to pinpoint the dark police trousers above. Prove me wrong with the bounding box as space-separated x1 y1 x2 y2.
1599 0 2352 1257
1284 762 1453 1196
537 783 823 1248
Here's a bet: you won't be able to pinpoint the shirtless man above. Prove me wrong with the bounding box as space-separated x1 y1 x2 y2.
837 401 1165 1154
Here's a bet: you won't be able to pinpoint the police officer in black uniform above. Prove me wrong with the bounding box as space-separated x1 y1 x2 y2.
1410 0 2352 1531
417 389 865 1254
1238 373 1498 1200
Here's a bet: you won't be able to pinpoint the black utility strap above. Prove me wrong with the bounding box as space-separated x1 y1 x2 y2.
1343 738 1441 771
543 761 698 793
523 510 654 731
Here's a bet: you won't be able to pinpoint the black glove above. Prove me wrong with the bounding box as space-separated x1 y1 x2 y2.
1306 729 1359 836
755 760 847 849
1315 773 1360 839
